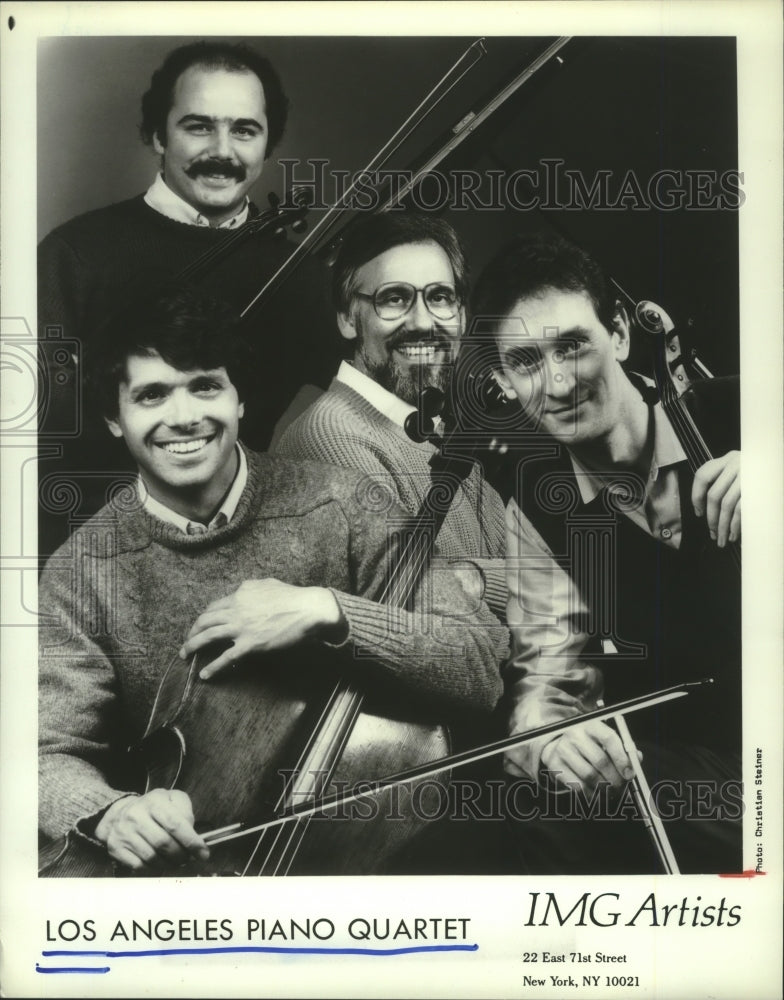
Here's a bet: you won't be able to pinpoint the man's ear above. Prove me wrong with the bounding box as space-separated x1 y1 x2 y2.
337 311 358 342
105 416 123 439
610 303 631 362
238 401 245 420
152 131 166 157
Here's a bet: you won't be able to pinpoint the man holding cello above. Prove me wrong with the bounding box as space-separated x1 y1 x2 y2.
472 233 742 874
37 284 508 875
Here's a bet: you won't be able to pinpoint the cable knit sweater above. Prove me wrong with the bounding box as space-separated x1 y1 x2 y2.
275 379 509 618
38 450 507 838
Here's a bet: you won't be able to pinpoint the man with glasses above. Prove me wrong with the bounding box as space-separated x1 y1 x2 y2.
275 212 517 873
276 213 509 623
38 282 507 874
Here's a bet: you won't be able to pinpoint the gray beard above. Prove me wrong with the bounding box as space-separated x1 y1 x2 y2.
357 349 452 407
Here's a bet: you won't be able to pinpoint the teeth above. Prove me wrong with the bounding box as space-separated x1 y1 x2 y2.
160 438 210 455
396 344 441 360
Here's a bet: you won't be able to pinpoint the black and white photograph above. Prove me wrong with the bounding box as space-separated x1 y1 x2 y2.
1 2 781 997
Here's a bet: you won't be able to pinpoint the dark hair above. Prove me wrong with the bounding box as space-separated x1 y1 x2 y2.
471 233 618 333
89 283 253 420
331 212 469 316
140 41 289 156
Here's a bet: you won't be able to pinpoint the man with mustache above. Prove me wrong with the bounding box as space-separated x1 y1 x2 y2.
38 283 507 875
276 213 509 623
38 41 333 555
472 233 742 873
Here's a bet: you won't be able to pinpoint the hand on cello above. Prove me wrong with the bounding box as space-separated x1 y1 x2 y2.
94 789 209 872
691 450 740 548
179 579 349 680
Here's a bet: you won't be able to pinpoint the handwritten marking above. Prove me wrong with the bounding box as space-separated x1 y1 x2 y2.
42 944 479 959
36 964 110 974
718 869 766 878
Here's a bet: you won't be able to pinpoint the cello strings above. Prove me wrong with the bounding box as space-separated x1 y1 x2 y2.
656 362 741 568
247 505 438 873
241 679 353 874
202 684 699 848
245 686 365 875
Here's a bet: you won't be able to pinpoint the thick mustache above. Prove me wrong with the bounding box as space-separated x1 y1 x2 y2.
186 159 246 181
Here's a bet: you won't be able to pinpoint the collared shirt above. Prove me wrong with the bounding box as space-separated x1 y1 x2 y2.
568 399 688 549
503 395 690 779
144 173 250 229
336 360 415 429
139 445 248 534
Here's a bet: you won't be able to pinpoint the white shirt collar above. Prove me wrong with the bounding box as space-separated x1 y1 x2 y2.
569 393 688 505
144 173 250 229
336 360 416 429
139 444 248 533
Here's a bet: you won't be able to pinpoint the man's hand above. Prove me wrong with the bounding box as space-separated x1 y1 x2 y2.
180 579 347 680
691 450 740 547
540 720 636 794
94 789 208 872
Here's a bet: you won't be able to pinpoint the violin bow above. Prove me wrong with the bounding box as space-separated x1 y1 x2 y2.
597 699 680 874
377 36 572 212
239 36 573 317
200 679 709 854
239 36 488 319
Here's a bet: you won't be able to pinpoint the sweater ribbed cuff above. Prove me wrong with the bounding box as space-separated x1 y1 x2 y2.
328 589 420 662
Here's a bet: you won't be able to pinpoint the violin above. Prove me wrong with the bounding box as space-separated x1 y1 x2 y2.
39 38 585 879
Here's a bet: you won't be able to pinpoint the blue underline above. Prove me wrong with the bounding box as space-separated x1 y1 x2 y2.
37 964 110 974
42 943 479 959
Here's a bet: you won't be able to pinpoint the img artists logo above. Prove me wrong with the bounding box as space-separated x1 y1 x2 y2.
522 891 741 927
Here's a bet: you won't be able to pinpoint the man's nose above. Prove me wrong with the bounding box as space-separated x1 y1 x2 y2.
166 390 200 427
544 353 575 397
208 125 233 160
404 291 436 333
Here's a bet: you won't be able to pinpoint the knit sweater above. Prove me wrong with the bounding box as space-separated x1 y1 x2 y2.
275 379 509 617
38 451 507 838
38 195 339 555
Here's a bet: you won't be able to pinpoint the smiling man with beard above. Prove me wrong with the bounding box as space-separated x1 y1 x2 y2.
38 41 334 557
276 213 509 623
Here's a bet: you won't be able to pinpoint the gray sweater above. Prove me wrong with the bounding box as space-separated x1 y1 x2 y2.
39 450 508 837
276 379 509 617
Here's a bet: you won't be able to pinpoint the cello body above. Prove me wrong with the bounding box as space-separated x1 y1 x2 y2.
40 642 452 877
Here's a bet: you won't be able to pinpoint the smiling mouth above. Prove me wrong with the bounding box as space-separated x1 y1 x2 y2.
546 400 587 416
197 174 239 187
156 436 214 455
394 342 449 363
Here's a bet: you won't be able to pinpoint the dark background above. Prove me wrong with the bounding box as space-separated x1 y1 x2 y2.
38 34 740 376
